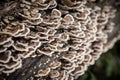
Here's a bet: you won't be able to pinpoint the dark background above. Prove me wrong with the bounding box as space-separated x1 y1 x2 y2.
77 40 120 80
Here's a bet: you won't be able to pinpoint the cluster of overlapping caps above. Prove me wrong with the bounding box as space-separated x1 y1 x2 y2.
0 0 119 80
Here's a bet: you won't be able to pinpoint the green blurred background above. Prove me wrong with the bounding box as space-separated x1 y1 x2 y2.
77 40 120 80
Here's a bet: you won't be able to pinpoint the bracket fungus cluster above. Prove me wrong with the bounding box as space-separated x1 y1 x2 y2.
0 0 120 80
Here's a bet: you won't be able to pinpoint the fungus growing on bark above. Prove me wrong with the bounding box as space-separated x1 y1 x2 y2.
0 0 120 80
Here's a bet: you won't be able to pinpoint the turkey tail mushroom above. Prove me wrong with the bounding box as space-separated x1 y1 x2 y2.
0 0 120 80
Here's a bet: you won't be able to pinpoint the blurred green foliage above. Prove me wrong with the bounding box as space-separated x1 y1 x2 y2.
77 40 120 80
